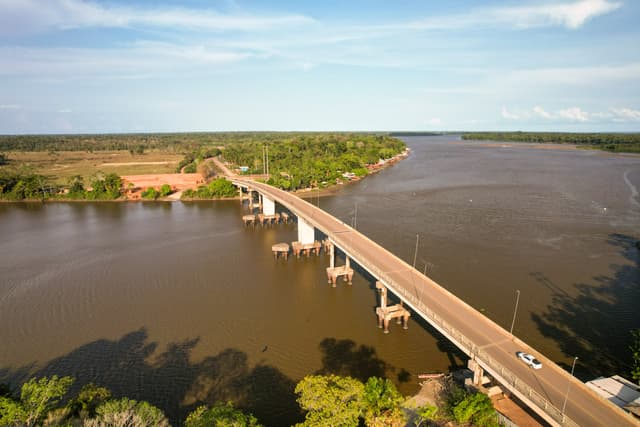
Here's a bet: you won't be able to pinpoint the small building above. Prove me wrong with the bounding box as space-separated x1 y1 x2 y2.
585 375 640 418
239 166 250 173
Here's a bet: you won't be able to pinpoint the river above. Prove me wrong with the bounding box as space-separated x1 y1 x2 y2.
1 136 639 425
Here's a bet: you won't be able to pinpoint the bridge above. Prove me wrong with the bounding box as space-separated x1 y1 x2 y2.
231 176 638 427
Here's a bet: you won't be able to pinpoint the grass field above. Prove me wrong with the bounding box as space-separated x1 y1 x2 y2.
2 150 182 184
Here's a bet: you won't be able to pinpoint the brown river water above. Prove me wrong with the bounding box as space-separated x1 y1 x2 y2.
1 136 639 425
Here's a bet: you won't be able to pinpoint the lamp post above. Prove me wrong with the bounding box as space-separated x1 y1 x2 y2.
509 289 521 336
562 356 578 421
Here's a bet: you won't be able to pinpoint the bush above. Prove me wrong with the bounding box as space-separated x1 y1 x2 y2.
141 187 159 200
159 184 172 197
183 162 197 173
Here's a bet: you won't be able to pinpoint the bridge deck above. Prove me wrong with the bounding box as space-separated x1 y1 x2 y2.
234 178 638 427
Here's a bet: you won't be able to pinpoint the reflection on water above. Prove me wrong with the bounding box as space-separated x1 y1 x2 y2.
1 136 639 425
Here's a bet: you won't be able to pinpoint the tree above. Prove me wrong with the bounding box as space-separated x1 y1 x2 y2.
631 329 640 384
185 402 262 427
68 175 85 197
17 375 74 427
66 383 112 419
0 153 7 165
361 377 406 427
85 397 169 427
450 392 497 427
0 396 27 426
413 404 438 426
294 375 364 427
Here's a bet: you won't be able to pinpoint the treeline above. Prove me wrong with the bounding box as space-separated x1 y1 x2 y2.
0 132 395 153
0 171 122 201
0 374 499 427
222 134 406 190
462 132 640 153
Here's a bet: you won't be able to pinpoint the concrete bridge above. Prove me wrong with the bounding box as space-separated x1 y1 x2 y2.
232 177 638 427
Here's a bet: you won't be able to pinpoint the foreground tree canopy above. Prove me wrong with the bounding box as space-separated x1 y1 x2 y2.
0 373 502 426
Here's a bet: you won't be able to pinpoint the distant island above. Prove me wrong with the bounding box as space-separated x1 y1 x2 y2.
0 132 406 202
462 132 640 153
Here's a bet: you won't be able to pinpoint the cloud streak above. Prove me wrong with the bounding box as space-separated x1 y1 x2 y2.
405 0 621 31
0 0 314 35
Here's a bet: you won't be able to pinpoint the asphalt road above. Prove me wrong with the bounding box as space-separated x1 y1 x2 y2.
237 178 639 427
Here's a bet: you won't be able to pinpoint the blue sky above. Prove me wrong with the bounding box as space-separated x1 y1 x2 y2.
0 0 639 133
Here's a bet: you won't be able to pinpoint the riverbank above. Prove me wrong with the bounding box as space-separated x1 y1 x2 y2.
0 147 410 203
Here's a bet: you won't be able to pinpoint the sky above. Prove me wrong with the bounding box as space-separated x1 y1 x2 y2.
0 0 639 134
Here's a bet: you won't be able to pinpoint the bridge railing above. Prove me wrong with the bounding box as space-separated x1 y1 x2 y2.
331 235 580 427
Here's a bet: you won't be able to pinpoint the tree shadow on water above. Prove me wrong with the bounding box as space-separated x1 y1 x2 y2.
0 328 301 427
531 233 640 379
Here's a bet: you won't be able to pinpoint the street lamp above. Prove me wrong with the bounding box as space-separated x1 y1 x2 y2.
562 356 579 421
509 290 521 336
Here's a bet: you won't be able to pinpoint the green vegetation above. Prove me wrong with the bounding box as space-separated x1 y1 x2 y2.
294 375 366 426
0 373 499 426
631 329 640 384
182 178 237 200
0 375 73 427
0 170 122 201
185 402 262 427
444 383 498 427
142 185 173 200
462 132 640 153
0 171 54 201
221 133 405 190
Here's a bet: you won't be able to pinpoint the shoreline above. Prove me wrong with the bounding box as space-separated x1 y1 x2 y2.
1 148 411 204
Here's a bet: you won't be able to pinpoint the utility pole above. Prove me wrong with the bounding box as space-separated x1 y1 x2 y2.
562 356 578 421
510 290 521 336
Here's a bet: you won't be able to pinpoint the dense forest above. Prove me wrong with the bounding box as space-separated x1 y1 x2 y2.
462 132 640 153
221 133 406 190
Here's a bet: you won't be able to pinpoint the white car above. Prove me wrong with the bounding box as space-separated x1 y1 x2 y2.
516 351 542 369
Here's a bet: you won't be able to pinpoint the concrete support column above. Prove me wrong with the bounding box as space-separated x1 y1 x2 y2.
468 359 484 386
262 194 275 215
297 217 315 245
329 242 335 268
378 283 387 309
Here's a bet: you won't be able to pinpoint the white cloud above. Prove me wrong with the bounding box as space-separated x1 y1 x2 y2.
492 0 621 30
0 104 21 109
406 0 621 31
501 107 520 120
557 107 590 121
57 109 72 113
0 0 313 35
611 107 640 121
427 118 442 125
533 106 554 119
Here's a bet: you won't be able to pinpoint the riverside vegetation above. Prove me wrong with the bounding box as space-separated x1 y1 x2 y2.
0 133 406 201
0 374 500 427
462 132 640 153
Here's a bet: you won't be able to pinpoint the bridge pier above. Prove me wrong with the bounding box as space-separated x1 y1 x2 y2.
468 359 486 387
375 281 410 333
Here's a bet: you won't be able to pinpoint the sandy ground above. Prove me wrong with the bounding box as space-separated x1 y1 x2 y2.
121 173 204 200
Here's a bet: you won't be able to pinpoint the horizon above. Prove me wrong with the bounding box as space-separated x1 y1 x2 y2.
1 0 639 134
